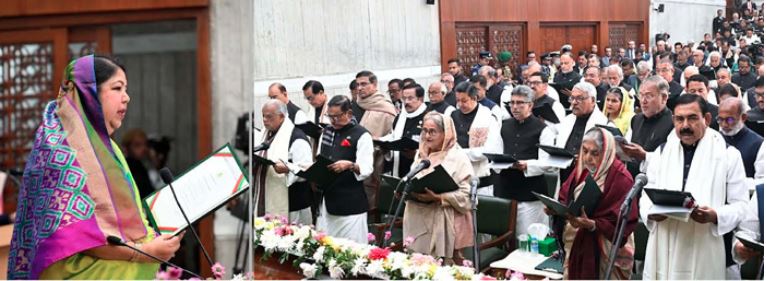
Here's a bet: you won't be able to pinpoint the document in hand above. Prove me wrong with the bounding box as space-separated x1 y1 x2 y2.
373 137 419 151
295 122 326 139
532 173 602 217
251 154 275 166
736 232 764 252
643 188 696 222
484 153 518 170
550 81 576 93
532 105 560 124
537 144 575 169
295 155 339 188
144 144 249 235
596 124 627 144
391 165 460 201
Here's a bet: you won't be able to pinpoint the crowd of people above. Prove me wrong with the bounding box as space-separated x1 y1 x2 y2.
253 8 764 278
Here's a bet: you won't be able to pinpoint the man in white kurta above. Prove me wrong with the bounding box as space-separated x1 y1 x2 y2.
640 94 749 280
256 101 313 225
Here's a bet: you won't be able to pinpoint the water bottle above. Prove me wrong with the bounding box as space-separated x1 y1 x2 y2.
530 237 539 254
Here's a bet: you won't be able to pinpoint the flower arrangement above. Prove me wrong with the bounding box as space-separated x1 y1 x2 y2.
254 214 499 280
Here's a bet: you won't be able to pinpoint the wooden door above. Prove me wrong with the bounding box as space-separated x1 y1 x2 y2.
540 24 596 54
456 23 525 68
609 23 642 49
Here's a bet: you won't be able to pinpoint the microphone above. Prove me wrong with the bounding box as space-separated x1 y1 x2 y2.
253 142 270 153
401 159 431 182
622 173 648 210
159 168 215 268
107 235 201 278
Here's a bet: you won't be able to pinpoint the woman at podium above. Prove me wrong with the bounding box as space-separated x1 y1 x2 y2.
7 55 181 279
402 112 474 263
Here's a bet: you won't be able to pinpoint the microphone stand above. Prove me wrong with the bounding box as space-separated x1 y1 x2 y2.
603 195 637 279
385 180 413 246
470 177 480 272
108 236 202 279
161 169 215 268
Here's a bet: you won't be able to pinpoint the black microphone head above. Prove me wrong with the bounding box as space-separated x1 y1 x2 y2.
107 235 124 245
261 142 271 149
160 167 175 184
635 173 648 186
421 159 431 168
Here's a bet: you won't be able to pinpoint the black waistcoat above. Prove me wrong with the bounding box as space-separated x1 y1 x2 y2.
494 116 548 201
288 128 313 211
319 123 370 216
286 101 302 123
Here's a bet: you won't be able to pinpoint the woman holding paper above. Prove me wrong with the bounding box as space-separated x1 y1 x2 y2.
550 127 638 279
8 55 181 279
402 112 474 263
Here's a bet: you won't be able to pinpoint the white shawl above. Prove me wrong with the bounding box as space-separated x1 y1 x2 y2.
641 128 749 280
257 120 294 217
554 107 609 148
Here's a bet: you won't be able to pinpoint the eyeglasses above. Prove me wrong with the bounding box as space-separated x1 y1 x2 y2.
716 116 738 125
440 79 453 84
325 112 347 122
568 95 591 103
422 128 442 136
673 114 702 124
508 100 531 106
525 81 543 86
639 93 661 101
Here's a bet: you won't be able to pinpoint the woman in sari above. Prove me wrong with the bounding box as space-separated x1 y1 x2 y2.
602 87 635 135
551 127 638 279
7 55 181 279
402 112 474 263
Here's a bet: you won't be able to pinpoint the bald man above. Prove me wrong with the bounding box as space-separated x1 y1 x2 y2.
268 83 309 124
553 54 582 108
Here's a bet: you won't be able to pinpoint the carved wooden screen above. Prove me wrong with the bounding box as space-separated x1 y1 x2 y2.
0 29 67 170
540 24 596 54
608 23 642 49
456 23 525 69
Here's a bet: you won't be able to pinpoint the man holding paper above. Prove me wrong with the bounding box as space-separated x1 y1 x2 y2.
385 83 427 178
315 95 374 244
640 94 749 280
254 100 313 225
485 85 556 236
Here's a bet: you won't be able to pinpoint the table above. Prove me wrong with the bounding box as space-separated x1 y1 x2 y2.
489 249 563 280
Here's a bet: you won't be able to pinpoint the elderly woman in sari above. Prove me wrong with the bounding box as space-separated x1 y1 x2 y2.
8 55 181 279
603 87 635 135
549 127 638 279
402 112 475 263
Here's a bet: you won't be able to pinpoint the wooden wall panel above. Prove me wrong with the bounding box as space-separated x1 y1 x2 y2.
439 0 650 70
0 0 208 17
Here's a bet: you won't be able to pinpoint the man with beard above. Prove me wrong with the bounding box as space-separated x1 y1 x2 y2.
733 55 758 90
447 58 469 85
718 97 763 181
745 78 764 136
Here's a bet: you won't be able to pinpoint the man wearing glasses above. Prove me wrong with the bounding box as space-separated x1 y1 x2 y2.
685 74 720 131
485 85 556 237
621 76 676 176
553 82 609 181
315 95 374 244
440 73 457 107
656 59 685 111
718 97 763 183
527 72 566 126
745 77 764 136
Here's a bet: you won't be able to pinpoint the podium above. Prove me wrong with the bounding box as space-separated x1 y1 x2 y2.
0 224 12 279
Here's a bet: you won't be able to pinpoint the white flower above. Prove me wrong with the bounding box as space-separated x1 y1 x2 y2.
277 234 295 251
433 266 456 281
456 266 475 279
365 259 388 279
312 246 325 263
328 262 345 279
260 230 280 251
299 262 318 278
388 252 409 271
231 273 244 280
351 257 367 276
295 225 312 240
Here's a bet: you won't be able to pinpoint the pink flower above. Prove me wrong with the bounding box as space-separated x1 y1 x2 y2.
505 269 513 279
511 271 526 280
368 247 391 260
167 266 183 279
279 215 289 225
264 214 274 221
155 270 170 280
403 236 415 247
462 259 473 267
480 275 498 280
384 231 392 241
211 262 226 279
314 232 326 241
367 232 376 243
409 253 436 266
